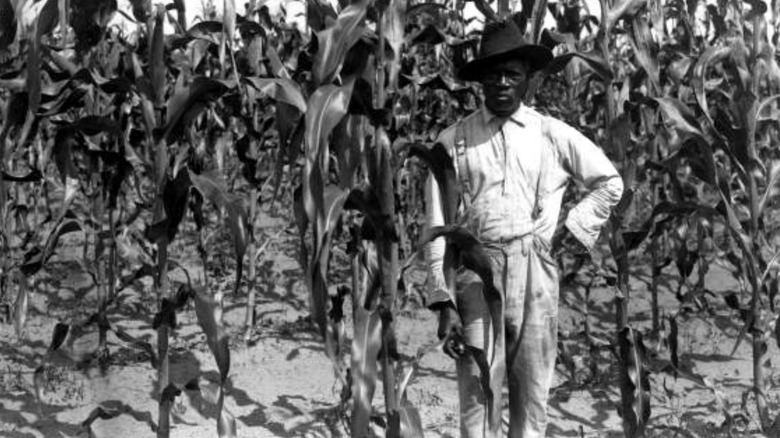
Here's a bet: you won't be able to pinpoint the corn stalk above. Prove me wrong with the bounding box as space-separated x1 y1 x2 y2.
373 7 399 420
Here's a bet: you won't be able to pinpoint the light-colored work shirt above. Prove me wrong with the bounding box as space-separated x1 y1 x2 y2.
425 104 624 307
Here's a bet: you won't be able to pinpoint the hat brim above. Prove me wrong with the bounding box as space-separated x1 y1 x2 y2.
457 45 553 82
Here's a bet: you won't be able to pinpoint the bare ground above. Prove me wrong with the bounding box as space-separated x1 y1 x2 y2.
0 205 776 438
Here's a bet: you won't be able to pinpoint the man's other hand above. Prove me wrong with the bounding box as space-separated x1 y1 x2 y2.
436 304 465 359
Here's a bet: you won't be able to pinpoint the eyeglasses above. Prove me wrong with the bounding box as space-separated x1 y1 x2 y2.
481 70 527 85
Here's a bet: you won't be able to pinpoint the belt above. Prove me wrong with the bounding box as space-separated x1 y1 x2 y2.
482 233 552 259
482 233 532 253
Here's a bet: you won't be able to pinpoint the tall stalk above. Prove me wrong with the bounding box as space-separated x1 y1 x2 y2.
596 0 627 330
649 132 660 335
747 6 769 427
597 1 642 435
0 126 6 259
243 187 258 342
374 10 398 418
91 166 109 362
147 3 172 436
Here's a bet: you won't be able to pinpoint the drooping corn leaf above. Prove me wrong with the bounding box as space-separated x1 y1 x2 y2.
408 142 459 224
619 201 702 253
400 73 469 94
145 169 191 245
408 24 448 46
193 287 230 383
643 97 705 140
157 76 232 144
421 225 501 365
350 305 382 437
691 46 732 123
312 4 367 85
627 14 659 93
618 327 651 437
307 0 338 32
309 186 349 337
189 171 250 295
604 0 647 31
186 21 223 41
388 398 424 438
303 81 355 228
113 325 158 369
464 345 497 430
265 44 289 79
48 323 70 352
21 219 82 276
82 406 122 429
543 50 613 81
243 77 307 112
470 0 500 21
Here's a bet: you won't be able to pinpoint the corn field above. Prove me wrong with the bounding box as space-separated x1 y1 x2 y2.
1 0 780 436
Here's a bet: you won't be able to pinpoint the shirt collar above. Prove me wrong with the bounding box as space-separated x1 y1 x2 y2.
480 104 527 128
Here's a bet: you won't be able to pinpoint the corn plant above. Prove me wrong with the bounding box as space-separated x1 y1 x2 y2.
7 0 780 435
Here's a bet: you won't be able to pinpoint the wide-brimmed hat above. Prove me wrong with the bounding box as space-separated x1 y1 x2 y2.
457 19 553 82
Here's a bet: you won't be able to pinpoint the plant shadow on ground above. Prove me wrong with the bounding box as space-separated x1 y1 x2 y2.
0 360 157 437
0 391 86 437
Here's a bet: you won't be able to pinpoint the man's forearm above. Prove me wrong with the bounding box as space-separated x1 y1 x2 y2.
425 174 456 309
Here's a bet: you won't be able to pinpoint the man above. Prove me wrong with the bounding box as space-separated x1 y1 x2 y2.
424 19 624 438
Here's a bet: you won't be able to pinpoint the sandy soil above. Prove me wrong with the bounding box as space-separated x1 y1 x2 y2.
0 205 776 438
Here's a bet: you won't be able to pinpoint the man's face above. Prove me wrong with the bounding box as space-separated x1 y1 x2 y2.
480 59 530 118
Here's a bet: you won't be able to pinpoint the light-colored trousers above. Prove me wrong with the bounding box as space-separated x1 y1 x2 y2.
455 235 559 438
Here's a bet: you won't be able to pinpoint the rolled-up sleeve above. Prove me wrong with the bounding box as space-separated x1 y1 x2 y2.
549 119 624 251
